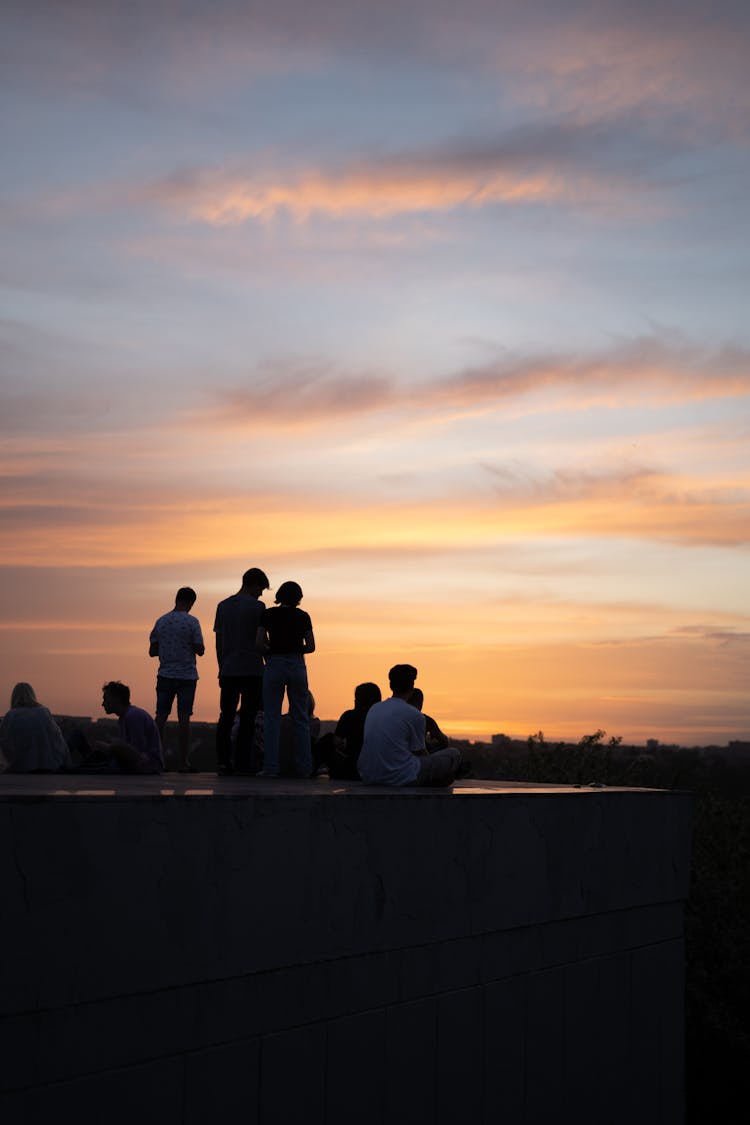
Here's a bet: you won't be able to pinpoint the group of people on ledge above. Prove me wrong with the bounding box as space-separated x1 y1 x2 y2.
0 567 466 787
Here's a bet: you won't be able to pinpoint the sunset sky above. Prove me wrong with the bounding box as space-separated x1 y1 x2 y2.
2 0 749 745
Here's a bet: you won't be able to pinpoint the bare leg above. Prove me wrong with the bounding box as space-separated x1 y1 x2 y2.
156 716 169 768
177 717 191 770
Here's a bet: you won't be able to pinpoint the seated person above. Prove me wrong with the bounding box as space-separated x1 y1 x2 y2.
357 664 462 788
72 682 163 774
279 691 320 776
407 687 451 751
230 708 265 775
321 682 382 780
0 682 72 773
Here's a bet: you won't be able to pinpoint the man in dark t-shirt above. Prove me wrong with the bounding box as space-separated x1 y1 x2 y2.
213 567 269 773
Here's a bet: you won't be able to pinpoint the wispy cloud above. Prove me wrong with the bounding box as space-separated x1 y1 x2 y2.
435 336 750 409
8 1 749 133
0 464 747 568
430 1 750 135
9 116 689 230
143 119 684 225
200 334 750 430
149 158 611 225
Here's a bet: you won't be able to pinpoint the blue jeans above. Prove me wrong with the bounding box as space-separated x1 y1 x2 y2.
263 655 310 776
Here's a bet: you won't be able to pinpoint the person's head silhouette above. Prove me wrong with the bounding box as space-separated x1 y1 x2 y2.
388 664 417 696
275 581 303 606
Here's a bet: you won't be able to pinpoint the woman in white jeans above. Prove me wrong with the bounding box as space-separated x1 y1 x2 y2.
256 581 316 777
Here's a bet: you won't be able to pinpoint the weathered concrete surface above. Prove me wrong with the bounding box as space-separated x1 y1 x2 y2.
0 776 691 1124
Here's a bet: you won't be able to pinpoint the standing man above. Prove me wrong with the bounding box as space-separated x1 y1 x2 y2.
357 664 462 787
149 586 204 772
214 567 269 774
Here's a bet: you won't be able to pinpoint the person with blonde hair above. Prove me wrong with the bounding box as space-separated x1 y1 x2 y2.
0 683 71 773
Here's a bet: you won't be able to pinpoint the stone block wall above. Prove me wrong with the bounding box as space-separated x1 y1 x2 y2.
0 782 692 1124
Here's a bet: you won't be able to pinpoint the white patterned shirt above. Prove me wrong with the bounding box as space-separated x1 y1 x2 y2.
149 610 204 680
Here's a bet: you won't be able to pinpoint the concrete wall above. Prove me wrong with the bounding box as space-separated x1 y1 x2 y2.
0 782 692 1124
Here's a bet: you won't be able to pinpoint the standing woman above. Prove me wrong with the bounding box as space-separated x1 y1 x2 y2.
256 581 316 777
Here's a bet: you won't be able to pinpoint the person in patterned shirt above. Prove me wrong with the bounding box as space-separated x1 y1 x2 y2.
149 586 204 771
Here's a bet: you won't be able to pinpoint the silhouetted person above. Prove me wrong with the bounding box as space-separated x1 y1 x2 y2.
323 682 382 780
279 690 320 775
407 687 451 751
149 586 204 771
357 664 462 787
93 681 163 773
0 682 71 773
214 567 270 774
256 581 316 778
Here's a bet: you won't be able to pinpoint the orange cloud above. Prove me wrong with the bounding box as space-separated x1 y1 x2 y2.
176 166 596 224
1 466 748 571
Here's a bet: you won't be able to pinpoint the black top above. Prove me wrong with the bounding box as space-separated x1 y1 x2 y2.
327 707 369 779
424 713 450 749
260 605 312 654
334 708 367 757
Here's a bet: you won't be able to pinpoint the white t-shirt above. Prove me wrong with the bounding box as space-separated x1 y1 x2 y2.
357 697 425 785
150 610 204 680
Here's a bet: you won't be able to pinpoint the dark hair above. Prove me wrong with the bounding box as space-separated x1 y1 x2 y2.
408 687 424 709
354 682 382 710
275 580 303 606
175 586 196 606
242 567 269 589
389 664 418 694
11 682 39 709
102 681 130 706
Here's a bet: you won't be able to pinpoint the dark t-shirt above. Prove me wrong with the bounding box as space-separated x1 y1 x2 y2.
214 594 266 676
424 713 450 749
327 707 368 779
260 606 312 654
335 708 367 757
118 706 163 772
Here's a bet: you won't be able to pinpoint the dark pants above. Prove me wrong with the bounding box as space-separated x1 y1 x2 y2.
416 747 462 787
216 675 263 770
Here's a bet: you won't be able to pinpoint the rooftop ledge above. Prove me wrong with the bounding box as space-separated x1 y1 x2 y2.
0 773 667 799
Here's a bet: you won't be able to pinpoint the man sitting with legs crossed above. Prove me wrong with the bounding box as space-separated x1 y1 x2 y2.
357 664 462 787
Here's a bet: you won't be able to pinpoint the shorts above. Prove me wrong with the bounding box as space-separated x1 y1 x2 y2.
156 676 197 720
